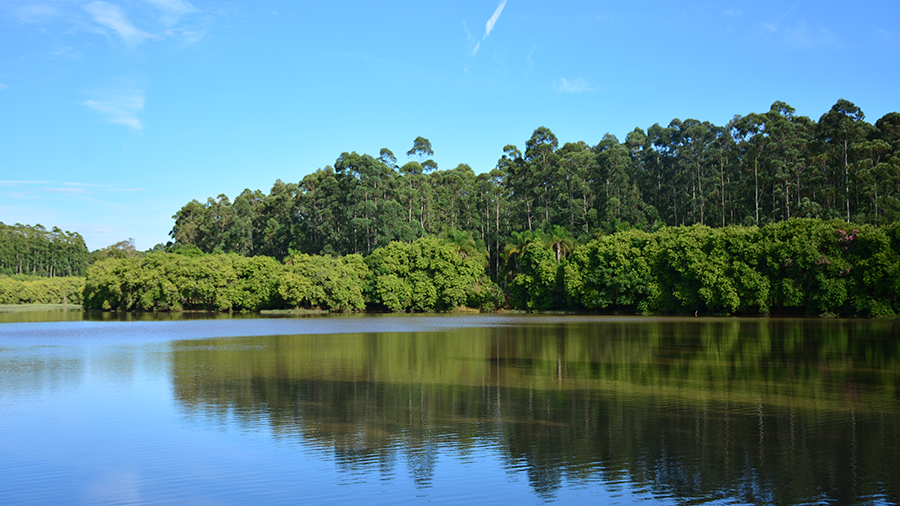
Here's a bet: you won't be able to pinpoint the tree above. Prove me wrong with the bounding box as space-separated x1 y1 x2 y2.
407 137 437 172
545 225 575 263
524 127 560 227
818 99 869 222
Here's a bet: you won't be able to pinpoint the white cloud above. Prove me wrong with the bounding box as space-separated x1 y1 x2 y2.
723 9 742 17
485 0 507 38
553 78 594 93
472 1 507 55
83 88 145 130
84 1 150 46
0 83 8 90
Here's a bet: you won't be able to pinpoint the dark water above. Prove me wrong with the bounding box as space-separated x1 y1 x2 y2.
1 314 898 505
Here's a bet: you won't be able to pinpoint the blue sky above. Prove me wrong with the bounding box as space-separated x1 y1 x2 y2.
2 0 898 250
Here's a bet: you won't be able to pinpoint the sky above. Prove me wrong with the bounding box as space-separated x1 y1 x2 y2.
1 0 899 251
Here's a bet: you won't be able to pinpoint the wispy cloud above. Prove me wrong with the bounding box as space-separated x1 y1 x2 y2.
15 0 209 48
763 10 838 49
526 44 535 75
140 0 197 26
782 18 838 48
44 187 90 196
763 4 797 33
723 9 742 17
84 1 151 46
50 46 82 59
485 1 506 37
0 83 8 90
83 87 145 130
553 78 594 93
472 0 508 55
64 182 112 188
0 181 54 186
2 192 41 200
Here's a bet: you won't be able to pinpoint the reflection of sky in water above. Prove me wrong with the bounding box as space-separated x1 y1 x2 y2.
1 315 898 505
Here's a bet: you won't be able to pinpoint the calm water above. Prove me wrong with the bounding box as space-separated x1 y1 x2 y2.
1 313 898 505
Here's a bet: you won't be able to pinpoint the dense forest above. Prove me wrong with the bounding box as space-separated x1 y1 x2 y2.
167 99 900 277
0 222 90 277
8 99 900 315
83 218 900 316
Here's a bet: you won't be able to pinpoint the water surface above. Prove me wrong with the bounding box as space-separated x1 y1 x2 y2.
1 314 898 505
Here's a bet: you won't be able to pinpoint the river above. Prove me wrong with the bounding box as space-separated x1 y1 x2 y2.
1 313 898 505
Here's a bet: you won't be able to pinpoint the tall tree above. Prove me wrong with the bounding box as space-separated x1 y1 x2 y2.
817 99 869 222
524 127 560 227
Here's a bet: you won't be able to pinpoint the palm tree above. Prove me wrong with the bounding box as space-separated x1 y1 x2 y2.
545 225 575 263
441 227 481 261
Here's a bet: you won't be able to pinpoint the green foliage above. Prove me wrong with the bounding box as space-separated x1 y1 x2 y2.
564 229 655 312
0 222 89 277
279 252 369 312
365 236 488 312
0 275 84 304
90 238 140 263
509 240 562 311
83 253 284 312
564 219 899 317
649 225 768 314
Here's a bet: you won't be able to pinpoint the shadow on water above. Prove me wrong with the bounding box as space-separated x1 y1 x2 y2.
168 318 900 504
0 309 343 324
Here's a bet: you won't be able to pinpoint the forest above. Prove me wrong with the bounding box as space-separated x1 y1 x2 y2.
80 217 900 316
167 99 900 275
0 222 90 277
8 99 900 315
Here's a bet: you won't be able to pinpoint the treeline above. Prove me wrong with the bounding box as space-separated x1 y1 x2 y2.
0 275 84 305
562 219 900 316
86 219 900 317
0 223 90 277
168 99 900 277
83 234 501 312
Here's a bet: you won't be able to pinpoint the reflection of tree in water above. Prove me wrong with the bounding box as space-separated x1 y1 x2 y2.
170 319 900 504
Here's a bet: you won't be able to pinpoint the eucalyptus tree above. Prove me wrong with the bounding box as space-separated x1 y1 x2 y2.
257 179 300 259
557 141 598 235
595 133 641 225
817 99 870 222
431 164 477 231
0 222 89 277
524 127 560 227
499 144 533 231
761 102 815 222
170 199 206 251
230 189 264 256
407 136 437 172
731 113 769 224
644 123 675 223
473 168 509 276
853 137 899 223
334 151 398 255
